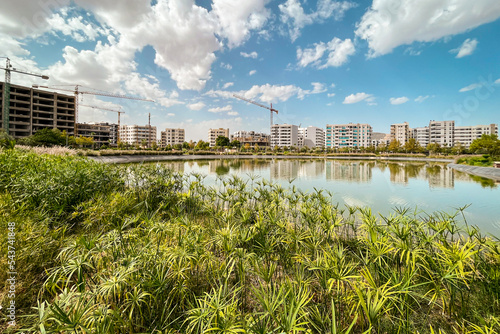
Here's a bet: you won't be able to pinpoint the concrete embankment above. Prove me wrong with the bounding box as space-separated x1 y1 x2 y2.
448 163 500 182
88 154 453 164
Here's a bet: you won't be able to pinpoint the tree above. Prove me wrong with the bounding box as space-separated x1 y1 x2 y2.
470 134 500 156
451 142 466 155
182 142 190 149
388 139 401 153
173 143 183 150
404 138 419 153
427 142 441 154
244 143 251 150
215 135 230 147
195 140 209 150
230 140 240 148
0 130 15 149
75 136 94 148
29 128 66 146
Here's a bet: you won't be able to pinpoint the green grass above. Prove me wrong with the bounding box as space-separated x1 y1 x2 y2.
1 149 500 333
457 154 496 167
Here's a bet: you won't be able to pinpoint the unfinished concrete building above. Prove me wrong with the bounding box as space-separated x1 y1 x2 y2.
0 81 75 138
76 123 111 147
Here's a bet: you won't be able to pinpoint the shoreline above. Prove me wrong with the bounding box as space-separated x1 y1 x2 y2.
87 154 455 164
448 163 500 182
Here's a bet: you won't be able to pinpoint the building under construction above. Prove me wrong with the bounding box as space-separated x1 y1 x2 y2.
0 81 75 138
76 123 112 147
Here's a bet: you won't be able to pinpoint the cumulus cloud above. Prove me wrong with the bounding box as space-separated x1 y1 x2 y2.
495 78 500 84
355 0 500 57
459 83 481 92
279 0 356 41
188 102 206 110
343 92 374 104
46 12 108 42
220 62 232 70
212 0 271 48
450 38 478 58
241 51 258 58
223 82 234 89
297 37 355 68
227 111 239 116
390 96 409 105
249 70 257 75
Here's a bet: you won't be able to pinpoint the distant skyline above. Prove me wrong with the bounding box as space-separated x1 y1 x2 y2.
1 0 500 141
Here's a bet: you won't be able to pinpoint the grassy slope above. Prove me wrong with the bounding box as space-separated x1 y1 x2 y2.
1 149 500 333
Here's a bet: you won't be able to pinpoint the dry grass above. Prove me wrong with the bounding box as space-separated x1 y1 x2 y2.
16 145 77 156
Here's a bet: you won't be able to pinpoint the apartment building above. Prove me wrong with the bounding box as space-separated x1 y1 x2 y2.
161 128 185 147
371 132 391 147
231 130 270 147
429 120 454 147
208 128 229 147
390 122 411 144
119 124 157 146
325 123 372 148
298 126 325 148
270 124 299 148
454 124 498 148
0 81 75 138
412 127 430 148
76 123 111 147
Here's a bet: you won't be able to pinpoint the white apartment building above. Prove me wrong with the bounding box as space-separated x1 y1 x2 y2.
325 123 372 148
231 130 270 146
208 128 229 147
271 124 299 148
412 127 430 148
119 125 157 145
429 120 454 147
390 122 411 144
454 124 498 148
161 128 185 147
298 126 325 148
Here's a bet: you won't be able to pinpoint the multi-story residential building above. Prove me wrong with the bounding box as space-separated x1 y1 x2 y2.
325 123 372 148
390 122 411 144
429 120 454 147
161 128 185 147
371 132 391 147
271 124 299 148
298 126 325 148
119 124 157 146
231 130 270 147
76 123 111 147
208 128 229 147
454 124 498 148
412 127 430 148
0 81 75 138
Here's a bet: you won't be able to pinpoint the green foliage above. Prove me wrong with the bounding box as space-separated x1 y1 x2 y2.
1 151 500 333
216 135 230 147
22 128 67 147
0 129 15 149
470 134 500 156
457 154 493 167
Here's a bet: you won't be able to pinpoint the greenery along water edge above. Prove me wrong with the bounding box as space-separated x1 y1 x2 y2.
1 149 500 333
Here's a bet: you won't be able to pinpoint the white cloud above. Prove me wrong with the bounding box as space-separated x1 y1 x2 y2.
279 0 356 41
327 93 336 97
167 113 175 116
450 38 478 58
249 70 257 75
390 96 409 105
212 0 271 48
227 111 239 116
495 78 500 84
297 37 355 68
46 12 108 42
355 0 500 57
223 82 234 89
415 95 430 103
188 102 206 110
240 51 258 58
208 105 233 113
459 83 481 92
343 92 374 104
220 62 232 70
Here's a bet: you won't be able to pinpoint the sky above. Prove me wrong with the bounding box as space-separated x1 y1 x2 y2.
1 0 500 141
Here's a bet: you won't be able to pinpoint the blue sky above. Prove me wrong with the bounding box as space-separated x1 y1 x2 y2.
1 0 500 141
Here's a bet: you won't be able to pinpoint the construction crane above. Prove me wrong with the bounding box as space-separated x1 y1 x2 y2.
80 104 125 143
32 84 154 134
233 94 278 130
1 57 49 133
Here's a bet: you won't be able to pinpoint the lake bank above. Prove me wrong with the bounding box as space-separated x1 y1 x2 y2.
88 153 454 164
448 163 500 182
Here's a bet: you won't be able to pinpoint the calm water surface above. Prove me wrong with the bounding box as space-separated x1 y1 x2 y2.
159 158 500 236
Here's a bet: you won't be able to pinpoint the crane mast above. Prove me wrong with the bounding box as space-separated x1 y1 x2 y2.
80 104 125 143
233 94 278 134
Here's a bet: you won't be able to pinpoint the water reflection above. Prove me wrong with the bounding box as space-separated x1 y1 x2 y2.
161 158 497 189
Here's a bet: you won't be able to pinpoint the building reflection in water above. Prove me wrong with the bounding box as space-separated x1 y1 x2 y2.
325 160 372 183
